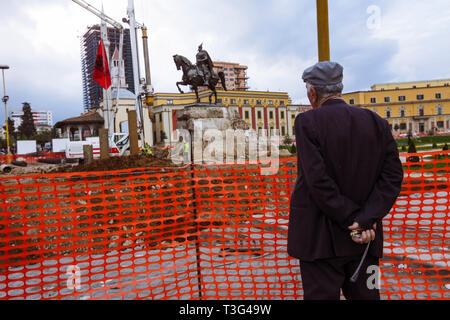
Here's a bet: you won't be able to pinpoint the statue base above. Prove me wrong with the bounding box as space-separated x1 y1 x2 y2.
175 103 250 164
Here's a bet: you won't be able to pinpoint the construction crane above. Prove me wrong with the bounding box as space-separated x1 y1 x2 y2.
72 0 154 145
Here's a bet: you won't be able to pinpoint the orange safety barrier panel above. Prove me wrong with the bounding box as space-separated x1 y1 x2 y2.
0 151 448 300
0 153 66 164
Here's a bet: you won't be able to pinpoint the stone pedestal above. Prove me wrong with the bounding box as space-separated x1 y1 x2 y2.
176 104 250 164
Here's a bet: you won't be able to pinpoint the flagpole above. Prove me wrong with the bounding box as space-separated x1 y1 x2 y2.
100 11 112 137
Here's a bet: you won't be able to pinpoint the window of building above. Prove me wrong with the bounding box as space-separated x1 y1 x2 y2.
436 93 442 99
280 101 285 106
243 99 249 105
269 111 274 119
437 121 444 128
417 94 424 100
230 98 236 104
385 97 391 103
280 111 285 119
257 111 262 119
349 99 355 105
399 96 406 101
244 111 250 119
386 107 391 118
216 98 222 104
370 97 377 103
400 123 407 130
167 100 173 105
256 100 262 105
437 104 443 115
418 105 424 116
291 114 296 119
400 107 406 118
268 100 273 105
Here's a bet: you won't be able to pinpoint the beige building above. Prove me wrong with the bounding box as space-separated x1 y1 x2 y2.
213 61 249 91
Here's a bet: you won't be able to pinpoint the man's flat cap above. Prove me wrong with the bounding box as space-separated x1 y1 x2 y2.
302 61 343 87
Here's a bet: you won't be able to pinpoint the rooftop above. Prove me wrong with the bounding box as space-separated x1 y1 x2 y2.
55 109 104 128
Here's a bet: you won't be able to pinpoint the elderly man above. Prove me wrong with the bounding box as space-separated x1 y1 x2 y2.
288 61 403 300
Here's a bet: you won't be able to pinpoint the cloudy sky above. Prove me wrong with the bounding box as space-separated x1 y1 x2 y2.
1 0 450 124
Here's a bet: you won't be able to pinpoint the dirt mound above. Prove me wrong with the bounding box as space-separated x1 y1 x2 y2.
56 154 180 173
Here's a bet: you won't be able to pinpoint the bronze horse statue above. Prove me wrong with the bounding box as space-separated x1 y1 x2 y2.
173 54 227 104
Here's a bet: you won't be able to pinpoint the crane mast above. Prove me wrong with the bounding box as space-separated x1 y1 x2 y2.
72 0 152 145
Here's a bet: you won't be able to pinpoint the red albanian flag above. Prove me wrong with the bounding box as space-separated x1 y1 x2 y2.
93 39 111 90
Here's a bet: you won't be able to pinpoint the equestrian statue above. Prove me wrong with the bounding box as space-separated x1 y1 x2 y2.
173 44 227 104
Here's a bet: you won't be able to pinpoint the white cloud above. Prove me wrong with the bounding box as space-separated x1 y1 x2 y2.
1 0 450 124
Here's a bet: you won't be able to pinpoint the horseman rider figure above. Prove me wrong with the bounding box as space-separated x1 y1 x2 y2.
196 43 214 87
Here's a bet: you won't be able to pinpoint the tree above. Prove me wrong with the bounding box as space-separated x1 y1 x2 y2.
282 135 292 146
407 139 420 163
31 129 52 145
18 102 36 139
408 139 417 153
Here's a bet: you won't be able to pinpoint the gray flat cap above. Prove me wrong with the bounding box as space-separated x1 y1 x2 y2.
302 61 344 86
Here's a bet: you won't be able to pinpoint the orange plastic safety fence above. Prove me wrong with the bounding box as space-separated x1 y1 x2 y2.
382 151 450 300
0 152 448 300
0 153 66 164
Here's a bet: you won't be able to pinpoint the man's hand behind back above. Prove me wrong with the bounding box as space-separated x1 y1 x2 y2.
348 222 377 244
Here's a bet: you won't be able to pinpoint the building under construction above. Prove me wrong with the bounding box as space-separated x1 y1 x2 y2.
80 24 135 111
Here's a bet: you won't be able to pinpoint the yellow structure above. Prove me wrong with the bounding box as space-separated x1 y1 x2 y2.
144 90 309 145
342 79 450 135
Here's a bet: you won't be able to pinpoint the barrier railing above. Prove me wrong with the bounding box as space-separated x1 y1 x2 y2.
0 151 448 300
0 153 66 164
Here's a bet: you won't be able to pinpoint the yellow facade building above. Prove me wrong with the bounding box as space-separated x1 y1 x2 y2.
147 90 310 145
342 79 450 135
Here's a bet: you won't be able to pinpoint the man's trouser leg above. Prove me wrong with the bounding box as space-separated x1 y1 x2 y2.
299 255 380 300
342 254 380 300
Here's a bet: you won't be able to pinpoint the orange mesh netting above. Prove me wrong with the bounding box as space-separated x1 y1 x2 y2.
0 153 66 164
0 151 448 300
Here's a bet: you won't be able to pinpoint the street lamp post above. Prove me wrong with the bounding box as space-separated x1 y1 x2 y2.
0 65 11 164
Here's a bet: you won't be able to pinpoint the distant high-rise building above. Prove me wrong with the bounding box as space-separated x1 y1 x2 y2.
80 24 135 111
9 109 53 132
213 61 249 91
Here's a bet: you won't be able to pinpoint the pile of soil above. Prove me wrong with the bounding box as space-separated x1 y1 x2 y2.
56 154 181 173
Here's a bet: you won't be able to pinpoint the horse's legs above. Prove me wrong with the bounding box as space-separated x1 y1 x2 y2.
194 87 200 103
209 86 217 104
176 82 185 94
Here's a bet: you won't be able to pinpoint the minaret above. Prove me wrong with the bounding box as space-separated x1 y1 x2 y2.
111 46 128 89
